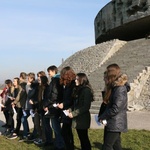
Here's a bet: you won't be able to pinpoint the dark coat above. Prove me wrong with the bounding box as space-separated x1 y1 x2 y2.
19 81 27 108
71 86 93 129
99 74 130 132
24 82 38 110
44 74 63 118
61 80 75 123
36 84 49 115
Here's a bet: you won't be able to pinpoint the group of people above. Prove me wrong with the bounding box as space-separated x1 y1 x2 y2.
0 65 93 150
0 63 130 150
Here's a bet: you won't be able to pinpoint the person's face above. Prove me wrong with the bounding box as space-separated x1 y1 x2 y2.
75 76 80 86
28 76 33 83
48 70 55 78
13 79 18 87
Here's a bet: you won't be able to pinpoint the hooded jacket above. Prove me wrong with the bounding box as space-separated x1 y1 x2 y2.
99 74 130 132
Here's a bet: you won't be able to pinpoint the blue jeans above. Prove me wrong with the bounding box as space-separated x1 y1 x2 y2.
21 110 36 137
51 117 65 149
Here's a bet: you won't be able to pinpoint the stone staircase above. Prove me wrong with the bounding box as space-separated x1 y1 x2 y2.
58 38 150 114
58 39 125 76
89 38 150 113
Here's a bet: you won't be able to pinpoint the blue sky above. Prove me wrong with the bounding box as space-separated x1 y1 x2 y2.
0 0 110 83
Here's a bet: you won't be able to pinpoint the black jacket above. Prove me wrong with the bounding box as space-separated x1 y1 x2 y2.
99 74 130 132
61 80 75 123
71 86 93 129
44 74 63 118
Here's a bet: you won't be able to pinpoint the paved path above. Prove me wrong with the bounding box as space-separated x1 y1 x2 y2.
0 110 150 135
91 111 150 130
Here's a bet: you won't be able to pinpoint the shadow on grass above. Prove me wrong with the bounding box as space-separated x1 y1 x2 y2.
92 142 103 149
92 142 133 150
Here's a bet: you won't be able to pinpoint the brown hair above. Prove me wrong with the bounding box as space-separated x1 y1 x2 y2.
103 63 121 104
14 77 20 85
20 72 27 80
28 72 35 81
60 66 76 86
76 73 94 101
38 76 48 101
37 71 46 77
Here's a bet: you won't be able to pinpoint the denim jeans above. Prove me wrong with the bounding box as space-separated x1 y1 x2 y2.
21 110 36 137
51 117 65 149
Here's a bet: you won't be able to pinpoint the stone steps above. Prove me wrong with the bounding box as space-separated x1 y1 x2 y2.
90 101 101 114
89 38 150 101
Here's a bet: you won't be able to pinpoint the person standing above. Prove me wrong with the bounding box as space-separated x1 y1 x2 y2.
0 80 10 128
44 65 65 150
19 72 37 141
1 80 14 131
7 73 27 139
57 66 76 150
5 77 21 137
6 77 21 139
34 73 53 146
68 73 94 150
98 64 130 150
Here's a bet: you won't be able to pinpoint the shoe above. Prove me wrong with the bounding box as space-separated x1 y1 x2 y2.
44 141 53 147
33 138 40 142
3 129 11 136
27 135 36 142
7 133 18 139
18 136 28 142
34 138 45 146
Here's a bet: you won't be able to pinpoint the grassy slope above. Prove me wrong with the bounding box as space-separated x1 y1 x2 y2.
0 129 150 150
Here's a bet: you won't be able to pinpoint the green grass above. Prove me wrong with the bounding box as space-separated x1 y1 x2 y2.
0 129 150 150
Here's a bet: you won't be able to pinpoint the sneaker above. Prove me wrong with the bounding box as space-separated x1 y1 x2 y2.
27 135 36 142
18 136 28 142
3 129 11 136
34 138 45 146
33 138 40 142
7 133 18 139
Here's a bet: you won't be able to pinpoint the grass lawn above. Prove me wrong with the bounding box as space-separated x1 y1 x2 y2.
0 129 150 150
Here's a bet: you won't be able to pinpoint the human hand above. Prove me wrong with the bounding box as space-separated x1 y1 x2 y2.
44 107 48 112
0 103 5 108
57 103 63 109
68 112 73 118
29 100 34 105
11 102 15 108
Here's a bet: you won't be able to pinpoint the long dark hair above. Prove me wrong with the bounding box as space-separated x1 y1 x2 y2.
75 73 94 101
38 76 48 101
40 76 48 87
